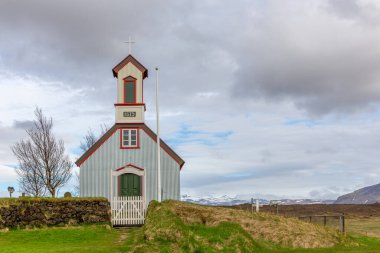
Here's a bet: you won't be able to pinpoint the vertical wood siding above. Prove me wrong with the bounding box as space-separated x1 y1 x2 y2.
80 129 180 205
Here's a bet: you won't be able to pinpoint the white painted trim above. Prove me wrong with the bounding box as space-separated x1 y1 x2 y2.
111 196 145 226
110 170 113 200
120 129 139 148
144 170 147 210
110 166 147 225
112 167 145 177
110 165 145 202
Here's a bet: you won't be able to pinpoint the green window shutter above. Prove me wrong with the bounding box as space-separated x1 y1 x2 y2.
125 81 135 103
133 174 141 196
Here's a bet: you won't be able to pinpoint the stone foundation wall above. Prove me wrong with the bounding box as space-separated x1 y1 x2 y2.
0 198 110 229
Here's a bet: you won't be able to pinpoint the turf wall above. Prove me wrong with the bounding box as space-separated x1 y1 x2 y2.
0 198 110 229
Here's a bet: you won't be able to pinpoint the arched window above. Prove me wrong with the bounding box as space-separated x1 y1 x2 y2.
124 76 136 103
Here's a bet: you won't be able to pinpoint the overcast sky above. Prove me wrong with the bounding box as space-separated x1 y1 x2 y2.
1 0 380 200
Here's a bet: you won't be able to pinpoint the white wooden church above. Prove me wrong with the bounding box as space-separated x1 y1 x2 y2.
75 54 185 225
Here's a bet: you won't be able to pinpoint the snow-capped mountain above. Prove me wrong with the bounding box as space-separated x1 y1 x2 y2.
181 194 264 206
181 194 334 206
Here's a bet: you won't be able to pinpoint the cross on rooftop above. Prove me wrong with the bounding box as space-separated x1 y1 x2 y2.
124 36 136 54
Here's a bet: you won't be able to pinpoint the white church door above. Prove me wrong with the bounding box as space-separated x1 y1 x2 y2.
110 165 146 226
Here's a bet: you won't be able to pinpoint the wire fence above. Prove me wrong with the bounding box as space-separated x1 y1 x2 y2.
234 201 346 233
298 214 345 233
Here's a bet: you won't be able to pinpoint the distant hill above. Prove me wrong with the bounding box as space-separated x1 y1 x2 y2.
335 183 380 204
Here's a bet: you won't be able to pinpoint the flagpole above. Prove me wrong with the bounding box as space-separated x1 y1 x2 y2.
156 67 161 202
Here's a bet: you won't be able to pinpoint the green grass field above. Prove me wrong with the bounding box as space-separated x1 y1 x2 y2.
1 201 380 253
0 225 122 253
1 224 380 253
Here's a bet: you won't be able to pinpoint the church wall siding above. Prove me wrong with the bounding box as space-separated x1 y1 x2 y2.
80 128 180 204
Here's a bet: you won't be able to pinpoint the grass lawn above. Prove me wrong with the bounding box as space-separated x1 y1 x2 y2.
0 225 126 253
2 201 380 253
1 225 380 253
276 236 380 253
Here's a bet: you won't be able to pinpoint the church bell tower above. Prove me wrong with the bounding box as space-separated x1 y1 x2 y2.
112 55 148 123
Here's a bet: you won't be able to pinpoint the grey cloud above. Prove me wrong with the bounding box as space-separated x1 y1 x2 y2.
182 163 310 188
0 0 240 109
3 1 380 115
231 0 380 115
0 0 169 87
308 187 342 200
3 0 380 198
326 0 361 19
0 125 27 164
326 0 380 25
13 120 33 130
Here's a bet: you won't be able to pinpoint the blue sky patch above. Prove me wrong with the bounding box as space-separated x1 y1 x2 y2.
284 118 319 127
166 126 233 148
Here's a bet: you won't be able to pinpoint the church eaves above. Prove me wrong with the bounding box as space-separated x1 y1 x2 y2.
112 54 148 79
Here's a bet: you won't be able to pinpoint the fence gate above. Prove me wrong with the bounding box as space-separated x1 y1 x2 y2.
111 196 145 226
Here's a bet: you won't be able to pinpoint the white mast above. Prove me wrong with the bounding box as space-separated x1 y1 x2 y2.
156 67 161 202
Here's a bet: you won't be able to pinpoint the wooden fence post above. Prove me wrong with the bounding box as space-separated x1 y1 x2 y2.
339 214 345 233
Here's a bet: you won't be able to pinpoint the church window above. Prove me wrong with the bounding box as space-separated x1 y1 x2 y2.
121 128 139 148
124 77 136 103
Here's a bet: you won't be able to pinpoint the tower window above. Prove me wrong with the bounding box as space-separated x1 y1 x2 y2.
121 128 139 148
124 77 136 103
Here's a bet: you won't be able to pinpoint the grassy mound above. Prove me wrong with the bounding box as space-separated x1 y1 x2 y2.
143 201 261 252
167 201 346 248
126 200 350 252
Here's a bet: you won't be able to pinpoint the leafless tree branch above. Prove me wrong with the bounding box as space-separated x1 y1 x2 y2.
79 124 110 153
11 107 72 197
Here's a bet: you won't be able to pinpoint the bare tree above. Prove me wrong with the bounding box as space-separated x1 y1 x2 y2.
75 124 109 196
11 139 46 197
79 128 97 153
99 123 109 136
17 163 46 197
12 107 72 197
79 123 110 153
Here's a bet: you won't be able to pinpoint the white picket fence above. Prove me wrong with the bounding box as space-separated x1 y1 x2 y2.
111 196 145 226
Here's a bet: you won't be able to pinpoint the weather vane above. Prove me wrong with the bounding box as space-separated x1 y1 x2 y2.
124 36 136 54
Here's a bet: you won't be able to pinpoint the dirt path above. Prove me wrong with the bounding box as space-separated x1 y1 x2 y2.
115 227 137 244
